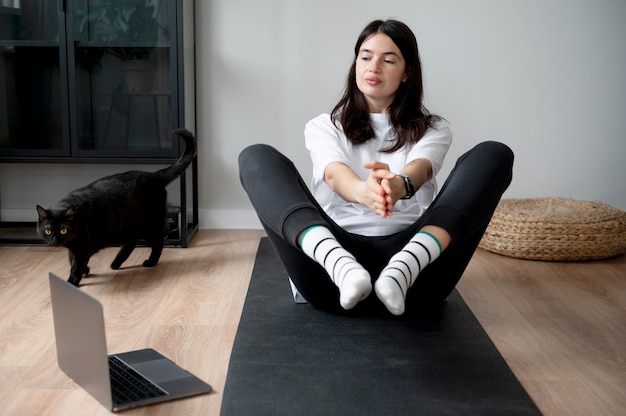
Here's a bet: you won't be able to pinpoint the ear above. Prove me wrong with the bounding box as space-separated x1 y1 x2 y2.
402 69 410 83
36 205 48 221
65 205 76 220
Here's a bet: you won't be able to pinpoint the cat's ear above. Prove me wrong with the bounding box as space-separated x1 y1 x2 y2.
36 205 48 221
65 205 76 220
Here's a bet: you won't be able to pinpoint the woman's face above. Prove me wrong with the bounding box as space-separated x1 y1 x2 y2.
355 33 407 113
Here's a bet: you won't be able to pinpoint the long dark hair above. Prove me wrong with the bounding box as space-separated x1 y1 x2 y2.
331 19 440 152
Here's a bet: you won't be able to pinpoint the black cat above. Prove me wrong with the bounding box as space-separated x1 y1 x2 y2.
36 129 197 286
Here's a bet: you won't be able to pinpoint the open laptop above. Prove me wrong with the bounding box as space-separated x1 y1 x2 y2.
48 272 212 412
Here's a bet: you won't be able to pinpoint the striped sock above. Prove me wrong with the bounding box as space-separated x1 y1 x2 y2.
375 231 442 315
299 226 371 310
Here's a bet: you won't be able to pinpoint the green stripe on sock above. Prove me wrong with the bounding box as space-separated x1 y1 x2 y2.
418 231 443 253
298 225 322 247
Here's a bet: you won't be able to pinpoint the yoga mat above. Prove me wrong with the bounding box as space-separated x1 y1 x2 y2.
221 238 540 416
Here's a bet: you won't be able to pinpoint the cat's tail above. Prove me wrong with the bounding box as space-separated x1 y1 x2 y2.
156 129 198 184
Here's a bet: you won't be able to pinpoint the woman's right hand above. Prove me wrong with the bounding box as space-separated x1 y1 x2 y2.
362 161 397 217
324 161 393 217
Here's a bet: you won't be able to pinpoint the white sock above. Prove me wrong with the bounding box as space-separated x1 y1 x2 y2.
299 226 371 310
375 231 442 315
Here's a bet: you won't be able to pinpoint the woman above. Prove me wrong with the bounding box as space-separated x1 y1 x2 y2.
239 19 513 315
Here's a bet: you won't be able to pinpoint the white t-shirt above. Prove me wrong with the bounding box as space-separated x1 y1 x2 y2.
305 113 452 236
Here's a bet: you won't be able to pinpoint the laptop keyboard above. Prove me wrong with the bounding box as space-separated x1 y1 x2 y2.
109 356 168 405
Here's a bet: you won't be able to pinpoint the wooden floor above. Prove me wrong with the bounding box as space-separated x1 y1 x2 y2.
0 229 624 415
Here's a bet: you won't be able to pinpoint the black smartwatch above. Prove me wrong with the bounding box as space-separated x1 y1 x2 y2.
397 174 415 199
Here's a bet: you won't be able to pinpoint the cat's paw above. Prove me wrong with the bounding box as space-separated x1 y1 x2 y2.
68 276 82 286
143 259 158 267
110 261 121 270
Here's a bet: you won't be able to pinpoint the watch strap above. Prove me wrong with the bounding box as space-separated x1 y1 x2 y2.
397 174 415 199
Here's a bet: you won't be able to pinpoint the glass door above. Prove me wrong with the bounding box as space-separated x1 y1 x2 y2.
69 0 178 158
0 0 70 157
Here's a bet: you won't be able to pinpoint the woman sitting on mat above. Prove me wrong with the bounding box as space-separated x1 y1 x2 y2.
239 19 513 315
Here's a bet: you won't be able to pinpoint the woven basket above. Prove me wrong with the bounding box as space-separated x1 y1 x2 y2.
479 197 626 261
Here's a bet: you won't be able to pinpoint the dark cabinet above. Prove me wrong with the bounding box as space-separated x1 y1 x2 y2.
0 1 66 156
0 0 197 245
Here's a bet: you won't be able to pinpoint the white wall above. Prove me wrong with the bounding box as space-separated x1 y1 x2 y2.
195 0 626 228
2 0 625 228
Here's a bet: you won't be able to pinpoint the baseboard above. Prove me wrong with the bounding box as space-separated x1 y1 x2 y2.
1 208 36 222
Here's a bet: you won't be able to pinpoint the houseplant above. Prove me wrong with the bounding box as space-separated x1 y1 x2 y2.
75 0 167 72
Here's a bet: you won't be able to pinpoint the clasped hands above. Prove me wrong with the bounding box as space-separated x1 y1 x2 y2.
360 161 407 218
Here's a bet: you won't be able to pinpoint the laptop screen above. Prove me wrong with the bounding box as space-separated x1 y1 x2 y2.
49 272 113 408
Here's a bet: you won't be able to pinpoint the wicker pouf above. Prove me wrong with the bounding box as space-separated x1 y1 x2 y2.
479 197 626 261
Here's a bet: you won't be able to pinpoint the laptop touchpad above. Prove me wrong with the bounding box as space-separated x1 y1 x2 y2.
133 359 191 383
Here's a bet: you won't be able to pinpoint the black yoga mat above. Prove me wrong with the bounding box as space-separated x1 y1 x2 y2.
221 238 541 416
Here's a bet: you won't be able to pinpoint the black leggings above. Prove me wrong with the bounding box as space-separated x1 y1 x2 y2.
239 141 514 314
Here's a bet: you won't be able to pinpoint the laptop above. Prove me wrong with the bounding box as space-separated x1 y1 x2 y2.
48 272 212 412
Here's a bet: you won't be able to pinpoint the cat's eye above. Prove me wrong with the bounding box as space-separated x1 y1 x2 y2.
60 229 68 235
44 230 52 236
